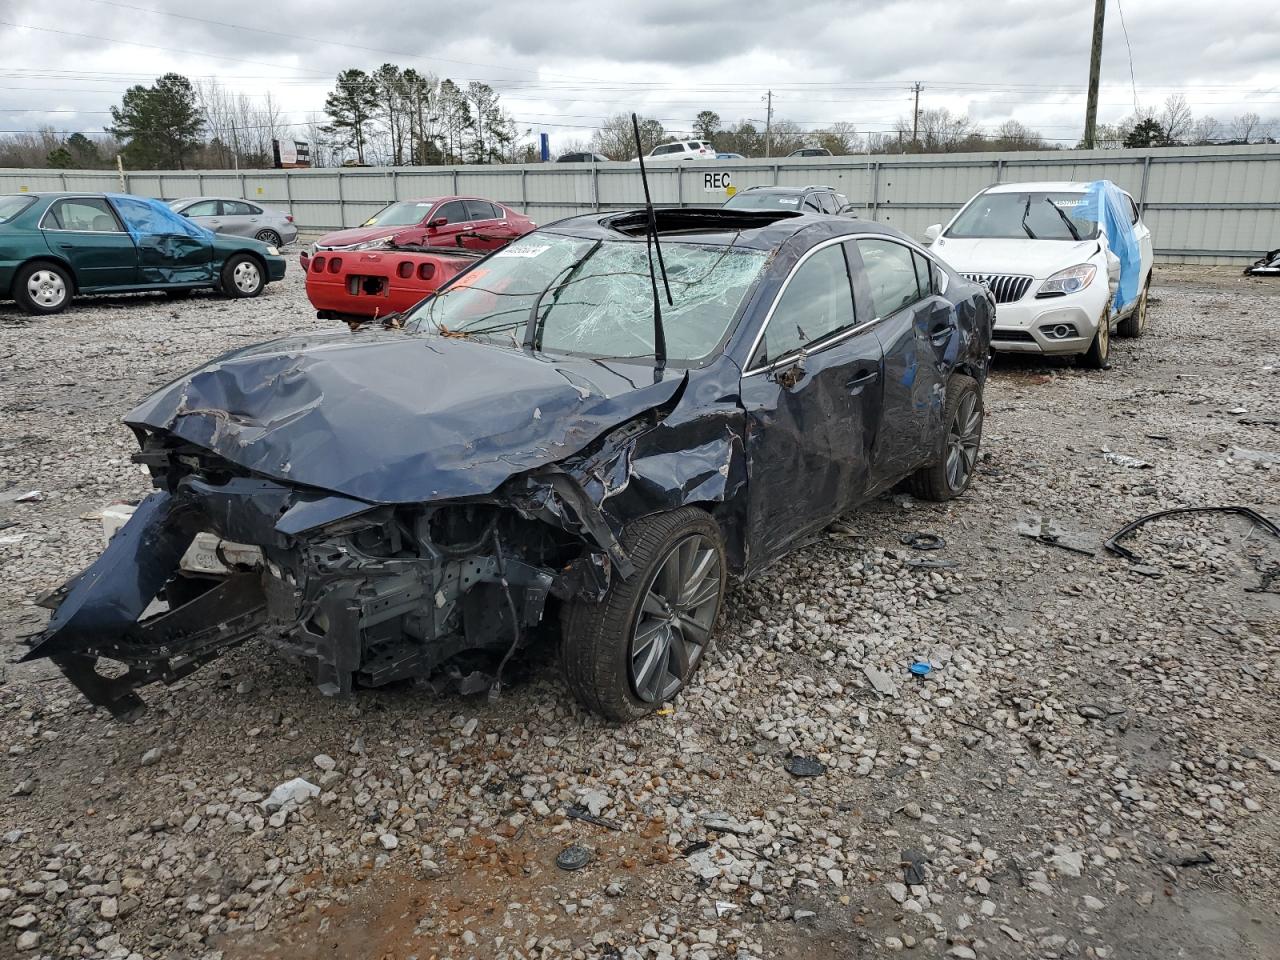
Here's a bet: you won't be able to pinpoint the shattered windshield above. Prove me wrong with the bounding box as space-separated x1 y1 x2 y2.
404 232 768 363
947 192 1100 241
0 195 35 223
362 200 436 227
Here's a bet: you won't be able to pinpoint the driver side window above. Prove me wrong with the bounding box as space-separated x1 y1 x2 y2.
434 201 468 224
756 244 857 366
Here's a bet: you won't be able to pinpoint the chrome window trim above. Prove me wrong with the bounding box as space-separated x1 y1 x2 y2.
38 197 127 234
742 232 950 377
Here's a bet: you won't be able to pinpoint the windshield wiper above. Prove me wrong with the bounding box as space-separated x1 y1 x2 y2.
1020 195 1037 240
1043 197 1082 241
524 240 602 351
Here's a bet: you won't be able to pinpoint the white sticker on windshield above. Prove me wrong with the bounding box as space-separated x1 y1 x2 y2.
777 198 800 206
495 244 550 258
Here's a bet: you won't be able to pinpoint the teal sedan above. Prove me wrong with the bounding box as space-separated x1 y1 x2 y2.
0 192 287 315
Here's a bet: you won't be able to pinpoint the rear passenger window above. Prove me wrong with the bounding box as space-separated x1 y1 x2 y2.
465 200 498 221
758 245 857 366
223 200 256 216
857 238 924 318
912 251 933 297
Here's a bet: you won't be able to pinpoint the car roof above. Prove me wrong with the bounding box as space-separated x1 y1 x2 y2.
543 207 903 251
984 181 1095 194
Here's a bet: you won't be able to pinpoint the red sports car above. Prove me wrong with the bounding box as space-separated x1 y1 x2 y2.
300 196 534 269
305 245 482 324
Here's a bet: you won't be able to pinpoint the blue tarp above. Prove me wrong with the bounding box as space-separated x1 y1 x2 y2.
1085 180 1141 312
107 193 215 242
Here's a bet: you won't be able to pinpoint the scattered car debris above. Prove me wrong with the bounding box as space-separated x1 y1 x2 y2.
1244 247 1280 277
909 661 933 678
0 490 43 504
863 665 900 697
900 531 946 550
1102 450 1153 469
555 844 593 871
565 805 623 832
784 756 826 778
901 848 929 885
1227 447 1280 467
1015 518 1099 556
1103 506 1280 584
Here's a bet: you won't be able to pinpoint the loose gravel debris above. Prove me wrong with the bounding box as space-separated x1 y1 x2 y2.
1 268 1278 959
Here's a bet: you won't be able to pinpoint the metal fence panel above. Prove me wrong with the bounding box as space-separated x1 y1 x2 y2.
1 144 1276 263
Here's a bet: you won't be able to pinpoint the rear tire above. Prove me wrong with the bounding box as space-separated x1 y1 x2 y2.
1081 308 1111 369
220 255 265 298
905 374 983 501
255 229 282 247
14 261 73 315
1116 277 1150 338
561 507 726 722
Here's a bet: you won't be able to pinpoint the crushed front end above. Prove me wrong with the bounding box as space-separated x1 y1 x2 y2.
24 431 632 719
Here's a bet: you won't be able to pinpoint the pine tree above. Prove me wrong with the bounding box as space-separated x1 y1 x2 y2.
108 73 204 169
323 69 380 164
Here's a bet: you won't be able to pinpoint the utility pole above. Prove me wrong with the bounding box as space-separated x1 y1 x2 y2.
763 89 773 158
912 82 923 146
1083 0 1106 149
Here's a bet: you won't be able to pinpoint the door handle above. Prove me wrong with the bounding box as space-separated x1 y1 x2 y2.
846 368 879 394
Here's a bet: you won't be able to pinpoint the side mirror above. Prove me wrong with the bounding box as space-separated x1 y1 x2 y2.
427 217 447 229
179 211 191 217
924 224 942 243
769 353 807 390
838 203 859 215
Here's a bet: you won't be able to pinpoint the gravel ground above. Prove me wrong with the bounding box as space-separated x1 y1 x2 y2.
0 267 1278 960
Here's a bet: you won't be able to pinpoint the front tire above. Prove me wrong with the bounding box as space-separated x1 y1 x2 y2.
221 255 265 298
1116 277 1150 338
905 374 983 501
1081 307 1111 369
14 262 73 315
561 508 726 722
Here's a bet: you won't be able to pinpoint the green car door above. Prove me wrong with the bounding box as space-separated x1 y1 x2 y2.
40 197 138 289
110 195 214 286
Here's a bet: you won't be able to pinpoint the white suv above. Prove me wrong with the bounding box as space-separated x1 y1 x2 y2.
634 140 716 162
925 181 1154 368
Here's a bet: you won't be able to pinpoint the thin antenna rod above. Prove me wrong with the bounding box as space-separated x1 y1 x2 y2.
632 112 669 377
632 113 672 306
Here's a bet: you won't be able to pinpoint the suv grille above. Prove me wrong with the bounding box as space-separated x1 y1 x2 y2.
962 273 1034 304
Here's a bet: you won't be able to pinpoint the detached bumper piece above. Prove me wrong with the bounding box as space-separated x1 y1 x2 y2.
24 465 627 719
24 492 267 720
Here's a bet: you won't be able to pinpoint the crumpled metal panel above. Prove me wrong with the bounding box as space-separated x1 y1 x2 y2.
126 326 685 504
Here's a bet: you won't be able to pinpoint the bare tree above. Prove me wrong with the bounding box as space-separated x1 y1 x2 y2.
1160 94 1194 143
814 121 861 155
591 113 665 160
1190 115 1223 144
1231 112 1261 142
991 119 1047 150
891 108 973 153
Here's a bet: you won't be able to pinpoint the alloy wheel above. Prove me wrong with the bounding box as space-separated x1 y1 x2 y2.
629 534 722 703
944 391 982 492
232 260 261 293
27 270 67 308
256 230 281 246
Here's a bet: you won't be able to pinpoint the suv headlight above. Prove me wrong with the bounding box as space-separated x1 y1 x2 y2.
1037 264 1096 297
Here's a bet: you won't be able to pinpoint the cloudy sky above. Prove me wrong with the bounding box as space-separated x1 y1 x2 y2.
1 0 1277 151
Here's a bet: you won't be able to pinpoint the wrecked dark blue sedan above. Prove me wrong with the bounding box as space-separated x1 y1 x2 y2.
27 208 994 721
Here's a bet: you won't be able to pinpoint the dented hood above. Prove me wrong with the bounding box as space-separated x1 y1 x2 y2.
126 328 684 504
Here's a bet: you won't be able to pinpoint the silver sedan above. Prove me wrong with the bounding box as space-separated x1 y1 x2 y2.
167 197 299 247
